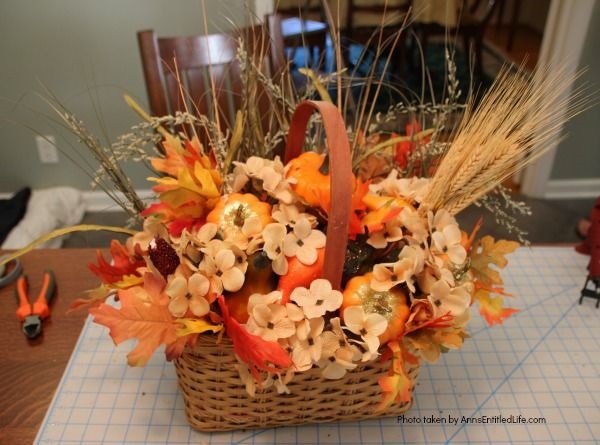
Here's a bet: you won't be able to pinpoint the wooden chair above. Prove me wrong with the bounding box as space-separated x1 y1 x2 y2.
276 0 328 70
346 0 412 33
343 0 412 75
137 19 286 141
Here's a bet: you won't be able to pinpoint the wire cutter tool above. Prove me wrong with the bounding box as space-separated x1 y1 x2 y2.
0 256 22 289
15 270 56 339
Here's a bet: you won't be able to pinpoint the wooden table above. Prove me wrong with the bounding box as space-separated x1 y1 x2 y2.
0 249 102 445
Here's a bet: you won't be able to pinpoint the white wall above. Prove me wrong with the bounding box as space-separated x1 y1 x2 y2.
549 0 600 181
520 0 598 199
0 0 251 193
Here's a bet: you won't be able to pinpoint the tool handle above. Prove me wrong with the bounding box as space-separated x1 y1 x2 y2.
32 270 56 320
15 276 31 322
0 256 22 288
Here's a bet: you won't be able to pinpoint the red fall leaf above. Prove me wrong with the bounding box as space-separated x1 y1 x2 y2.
88 240 144 284
217 295 292 383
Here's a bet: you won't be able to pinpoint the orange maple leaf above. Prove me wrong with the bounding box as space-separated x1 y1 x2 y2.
89 273 178 366
469 236 519 286
376 340 414 412
475 287 519 326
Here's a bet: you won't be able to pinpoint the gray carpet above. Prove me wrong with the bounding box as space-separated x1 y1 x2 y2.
62 197 595 248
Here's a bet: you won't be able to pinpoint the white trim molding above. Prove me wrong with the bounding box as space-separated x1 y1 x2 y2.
544 178 600 200
253 0 274 23
520 0 596 198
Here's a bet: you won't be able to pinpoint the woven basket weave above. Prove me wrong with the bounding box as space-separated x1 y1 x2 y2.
174 336 420 432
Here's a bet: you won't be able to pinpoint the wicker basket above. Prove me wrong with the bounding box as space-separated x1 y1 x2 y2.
174 336 420 432
173 101 419 432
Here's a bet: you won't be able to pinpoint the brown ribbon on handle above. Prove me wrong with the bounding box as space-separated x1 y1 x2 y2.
284 100 353 291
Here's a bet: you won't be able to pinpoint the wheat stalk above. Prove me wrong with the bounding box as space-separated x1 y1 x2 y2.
420 63 594 215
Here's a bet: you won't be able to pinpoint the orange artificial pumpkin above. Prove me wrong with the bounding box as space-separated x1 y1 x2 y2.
286 152 332 209
277 248 325 304
342 272 410 345
206 193 272 233
225 252 275 323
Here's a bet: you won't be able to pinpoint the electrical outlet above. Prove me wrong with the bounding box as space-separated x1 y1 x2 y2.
36 135 59 163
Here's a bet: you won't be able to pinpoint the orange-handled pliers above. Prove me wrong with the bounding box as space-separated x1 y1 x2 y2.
15 270 56 339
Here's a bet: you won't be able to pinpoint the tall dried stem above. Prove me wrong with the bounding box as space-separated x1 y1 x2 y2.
421 64 593 215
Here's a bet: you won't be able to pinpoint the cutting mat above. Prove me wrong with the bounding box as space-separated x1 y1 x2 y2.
35 247 600 444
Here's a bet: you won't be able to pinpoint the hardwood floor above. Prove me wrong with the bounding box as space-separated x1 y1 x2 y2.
484 24 542 71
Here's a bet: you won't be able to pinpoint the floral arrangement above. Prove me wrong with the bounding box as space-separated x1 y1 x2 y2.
1 13 587 418
69 76 549 410
79 116 521 409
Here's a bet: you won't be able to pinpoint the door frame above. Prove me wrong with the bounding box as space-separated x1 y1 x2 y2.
520 0 596 197
253 0 275 21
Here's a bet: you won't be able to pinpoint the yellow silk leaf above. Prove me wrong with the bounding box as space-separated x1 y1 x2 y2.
71 278 142 312
159 188 205 209
87 284 114 299
68 284 114 313
176 318 223 337
148 164 219 199
163 131 184 155
192 163 220 198
434 329 467 349
377 373 411 412
114 274 144 289
406 328 468 363
147 176 178 187
474 288 519 326
469 236 519 286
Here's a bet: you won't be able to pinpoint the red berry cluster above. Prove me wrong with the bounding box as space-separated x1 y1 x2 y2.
149 237 180 278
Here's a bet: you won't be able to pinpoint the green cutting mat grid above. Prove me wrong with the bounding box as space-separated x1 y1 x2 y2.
35 247 600 444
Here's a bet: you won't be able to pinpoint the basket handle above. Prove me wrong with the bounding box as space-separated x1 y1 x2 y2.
283 100 352 291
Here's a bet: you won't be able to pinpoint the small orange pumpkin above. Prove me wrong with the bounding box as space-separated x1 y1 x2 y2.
206 193 272 233
225 252 275 323
277 247 325 304
286 152 332 209
341 272 410 345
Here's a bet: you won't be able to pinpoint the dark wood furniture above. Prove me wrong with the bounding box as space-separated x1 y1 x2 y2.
137 19 285 138
343 0 412 75
346 0 411 32
276 0 328 70
496 0 522 51
0 249 102 445
417 0 499 79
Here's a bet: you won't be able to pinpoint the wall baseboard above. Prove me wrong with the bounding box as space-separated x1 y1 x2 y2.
83 189 154 212
544 178 600 200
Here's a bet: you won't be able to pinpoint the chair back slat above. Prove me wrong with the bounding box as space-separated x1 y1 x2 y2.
137 17 286 146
